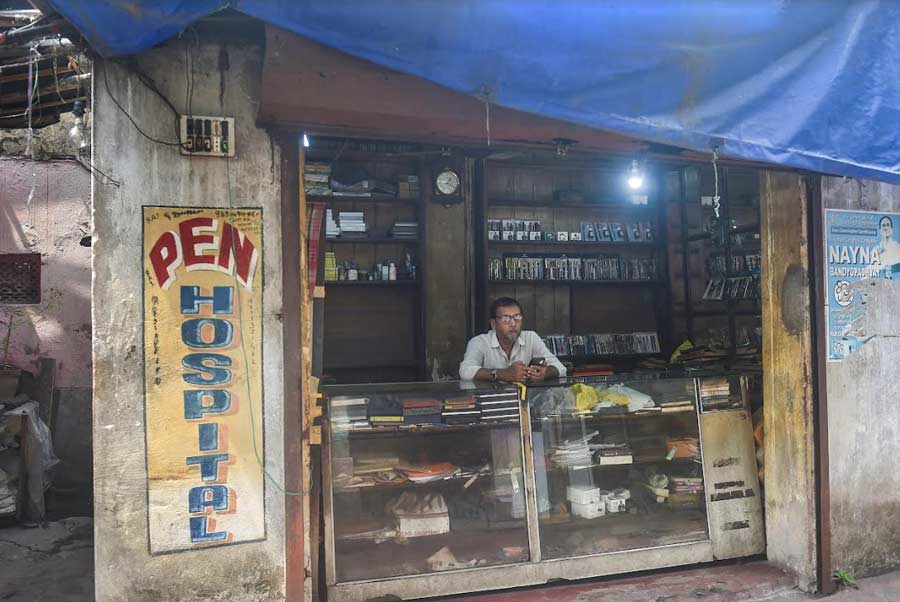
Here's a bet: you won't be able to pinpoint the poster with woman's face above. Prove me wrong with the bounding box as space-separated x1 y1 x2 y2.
824 209 900 361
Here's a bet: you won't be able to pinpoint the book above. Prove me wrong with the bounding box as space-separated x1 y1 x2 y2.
596 222 612 242
581 222 598 241
626 222 643 242
597 454 633 465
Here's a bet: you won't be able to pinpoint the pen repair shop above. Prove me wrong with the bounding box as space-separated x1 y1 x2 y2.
72 4 900 601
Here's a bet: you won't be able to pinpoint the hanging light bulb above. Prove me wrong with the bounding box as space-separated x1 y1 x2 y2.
627 159 644 190
68 100 88 150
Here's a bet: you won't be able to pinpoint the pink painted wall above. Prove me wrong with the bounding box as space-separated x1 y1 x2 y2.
0 158 91 388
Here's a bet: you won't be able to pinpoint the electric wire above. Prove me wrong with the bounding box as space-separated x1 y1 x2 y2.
102 63 187 148
225 155 307 497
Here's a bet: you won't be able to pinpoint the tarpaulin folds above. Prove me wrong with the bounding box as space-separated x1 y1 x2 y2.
47 1 900 183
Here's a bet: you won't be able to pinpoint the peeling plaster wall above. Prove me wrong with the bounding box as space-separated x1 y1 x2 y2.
92 39 286 600
0 157 92 492
822 176 900 577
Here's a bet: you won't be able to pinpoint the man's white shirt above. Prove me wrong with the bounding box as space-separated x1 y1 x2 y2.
459 330 567 380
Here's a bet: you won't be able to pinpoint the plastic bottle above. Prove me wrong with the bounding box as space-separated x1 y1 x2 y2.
389 262 397 281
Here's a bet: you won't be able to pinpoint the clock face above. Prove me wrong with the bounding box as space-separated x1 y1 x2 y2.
436 169 460 195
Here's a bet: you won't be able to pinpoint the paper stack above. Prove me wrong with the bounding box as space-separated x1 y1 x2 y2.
401 397 442 425
476 390 520 423
330 396 369 430
325 209 340 238
304 162 331 195
390 221 419 240
442 394 479 425
338 211 367 238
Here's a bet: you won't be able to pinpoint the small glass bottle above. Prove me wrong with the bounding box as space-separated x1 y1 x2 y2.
389 262 397 281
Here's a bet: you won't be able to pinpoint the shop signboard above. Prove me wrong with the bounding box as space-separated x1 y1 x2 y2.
824 209 900 361
142 206 265 553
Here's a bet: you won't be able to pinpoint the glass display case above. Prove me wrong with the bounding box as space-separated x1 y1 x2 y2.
322 374 763 602
526 376 708 560
323 381 529 584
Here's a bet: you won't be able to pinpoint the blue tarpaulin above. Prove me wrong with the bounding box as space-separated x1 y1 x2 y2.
48 1 900 183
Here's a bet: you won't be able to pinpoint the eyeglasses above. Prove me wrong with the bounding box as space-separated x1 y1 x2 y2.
493 314 523 324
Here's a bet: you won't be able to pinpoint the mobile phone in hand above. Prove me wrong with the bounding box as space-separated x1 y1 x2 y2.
530 357 546 366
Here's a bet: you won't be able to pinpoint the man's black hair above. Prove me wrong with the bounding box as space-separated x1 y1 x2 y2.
490 297 521 319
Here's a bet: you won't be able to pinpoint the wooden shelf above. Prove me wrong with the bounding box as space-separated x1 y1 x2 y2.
336 420 520 436
326 237 418 244
334 471 494 494
488 240 660 249
325 280 419 287
308 194 418 204
557 353 658 362
489 279 663 287
532 410 696 422
488 199 655 211
543 456 701 472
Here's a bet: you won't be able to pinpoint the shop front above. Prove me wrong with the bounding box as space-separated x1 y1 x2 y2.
320 375 762 601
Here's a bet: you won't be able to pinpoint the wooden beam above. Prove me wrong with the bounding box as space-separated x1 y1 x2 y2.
760 171 818 590
280 133 305 602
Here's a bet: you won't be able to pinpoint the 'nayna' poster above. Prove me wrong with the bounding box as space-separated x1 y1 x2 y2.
824 209 900 361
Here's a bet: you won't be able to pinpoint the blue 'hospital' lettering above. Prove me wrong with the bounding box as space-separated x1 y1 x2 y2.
198 423 218 451
181 318 233 348
186 453 229 481
180 285 234 314
183 390 231 419
180 285 238 545
189 485 229 512
189 516 228 543
182 353 232 385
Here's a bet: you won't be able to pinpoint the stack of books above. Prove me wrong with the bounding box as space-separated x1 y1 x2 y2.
338 211 367 238
330 396 369 429
325 209 340 238
390 221 418 240
476 390 520 423
441 394 479 425
401 397 442 425
304 162 332 195
368 396 403 425
668 476 704 508
700 377 740 410
324 252 338 281
595 443 633 465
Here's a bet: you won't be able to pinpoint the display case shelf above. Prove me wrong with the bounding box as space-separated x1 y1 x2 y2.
322 375 764 602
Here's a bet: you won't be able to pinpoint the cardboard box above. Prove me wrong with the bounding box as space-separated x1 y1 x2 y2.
567 485 601 504
571 499 606 519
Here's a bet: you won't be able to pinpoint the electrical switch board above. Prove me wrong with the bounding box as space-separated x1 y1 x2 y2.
179 115 235 157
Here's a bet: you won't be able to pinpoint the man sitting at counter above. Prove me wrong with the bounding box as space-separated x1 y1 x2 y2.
459 297 567 382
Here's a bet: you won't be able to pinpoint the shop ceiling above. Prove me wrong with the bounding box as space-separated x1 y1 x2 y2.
47 1 900 183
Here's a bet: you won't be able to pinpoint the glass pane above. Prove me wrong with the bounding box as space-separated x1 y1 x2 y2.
528 376 709 559
325 381 530 582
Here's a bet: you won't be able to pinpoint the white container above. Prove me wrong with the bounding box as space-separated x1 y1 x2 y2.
571 499 606 519
606 497 627 513
566 485 601 504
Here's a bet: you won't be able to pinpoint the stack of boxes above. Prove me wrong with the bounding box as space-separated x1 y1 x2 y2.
565 485 631 519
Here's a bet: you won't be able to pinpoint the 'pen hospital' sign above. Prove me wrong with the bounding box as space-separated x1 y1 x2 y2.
143 207 265 554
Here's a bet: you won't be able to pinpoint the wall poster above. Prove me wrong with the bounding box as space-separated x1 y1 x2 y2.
143 206 265 554
824 208 900 361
